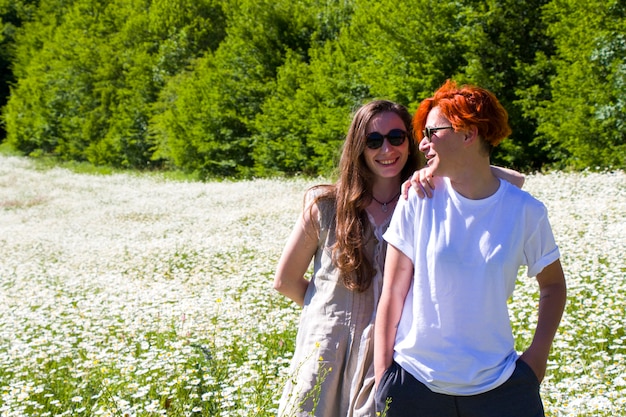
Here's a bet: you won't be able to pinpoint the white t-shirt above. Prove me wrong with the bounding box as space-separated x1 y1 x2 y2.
383 177 560 395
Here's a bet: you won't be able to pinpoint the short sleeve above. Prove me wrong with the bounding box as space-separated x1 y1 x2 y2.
524 203 561 277
383 188 418 264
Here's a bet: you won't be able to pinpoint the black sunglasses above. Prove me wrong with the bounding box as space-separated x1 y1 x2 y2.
422 126 454 142
365 129 407 149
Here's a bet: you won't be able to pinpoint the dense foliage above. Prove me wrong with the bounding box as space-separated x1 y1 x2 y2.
1 0 624 177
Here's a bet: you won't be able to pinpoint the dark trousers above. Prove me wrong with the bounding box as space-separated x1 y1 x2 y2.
375 360 545 417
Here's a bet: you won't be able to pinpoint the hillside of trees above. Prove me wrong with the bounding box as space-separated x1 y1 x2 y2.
0 0 624 178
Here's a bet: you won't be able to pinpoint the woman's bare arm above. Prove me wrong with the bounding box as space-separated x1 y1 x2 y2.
272 202 319 306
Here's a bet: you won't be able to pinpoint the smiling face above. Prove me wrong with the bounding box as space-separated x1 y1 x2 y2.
363 111 410 181
419 106 464 177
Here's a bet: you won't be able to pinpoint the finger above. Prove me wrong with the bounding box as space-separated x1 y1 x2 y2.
426 176 435 190
416 177 433 198
415 184 426 199
422 183 433 198
411 178 429 199
401 180 411 199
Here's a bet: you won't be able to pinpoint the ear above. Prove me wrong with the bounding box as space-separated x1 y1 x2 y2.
463 126 479 145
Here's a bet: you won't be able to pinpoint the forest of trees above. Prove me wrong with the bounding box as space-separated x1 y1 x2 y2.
0 0 624 178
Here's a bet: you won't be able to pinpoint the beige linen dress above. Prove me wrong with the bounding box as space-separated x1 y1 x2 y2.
278 197 391 417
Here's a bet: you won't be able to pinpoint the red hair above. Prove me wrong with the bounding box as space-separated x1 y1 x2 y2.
413 80 511 149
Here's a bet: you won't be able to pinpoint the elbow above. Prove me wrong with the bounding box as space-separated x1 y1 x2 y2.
272 276 283 293
273 273 293 296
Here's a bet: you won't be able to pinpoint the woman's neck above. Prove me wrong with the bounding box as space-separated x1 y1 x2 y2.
371 176 402 201
449 161 500 200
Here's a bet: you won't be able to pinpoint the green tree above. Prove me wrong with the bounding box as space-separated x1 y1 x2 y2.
4 0 225 167
152 0 332 178
4 0 623 175
454 0 556 171
0 0 39 141
346 0 465 109
251 42 358 177
252 0 466 177
250 0 357 177
3 0 75 156
532 0 626 169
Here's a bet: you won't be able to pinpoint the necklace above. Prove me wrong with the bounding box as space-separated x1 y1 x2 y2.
372 191 401 213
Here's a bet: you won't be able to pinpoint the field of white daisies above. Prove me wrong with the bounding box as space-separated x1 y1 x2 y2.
0 155 625 417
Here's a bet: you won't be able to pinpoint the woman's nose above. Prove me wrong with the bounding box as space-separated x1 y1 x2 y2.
381 138 393 151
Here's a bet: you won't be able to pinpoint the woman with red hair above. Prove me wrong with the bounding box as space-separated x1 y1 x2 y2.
374 80 567 417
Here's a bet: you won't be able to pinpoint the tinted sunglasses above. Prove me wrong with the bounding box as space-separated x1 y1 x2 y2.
422 126 454 142
365 129 407 149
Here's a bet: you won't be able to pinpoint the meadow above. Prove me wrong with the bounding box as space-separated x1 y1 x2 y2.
0 155 625 416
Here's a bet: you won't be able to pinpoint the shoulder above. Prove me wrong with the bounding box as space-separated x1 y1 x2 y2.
304 185 336 226
500 180 548 217
406 175 450 204
305 184 329 202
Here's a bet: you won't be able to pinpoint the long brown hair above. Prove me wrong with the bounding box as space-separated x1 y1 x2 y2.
312 100 420 292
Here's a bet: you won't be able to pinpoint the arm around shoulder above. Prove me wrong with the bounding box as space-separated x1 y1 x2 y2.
491 165 525 189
